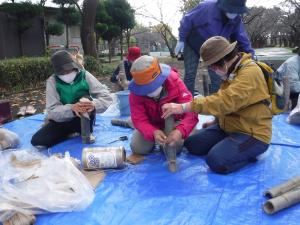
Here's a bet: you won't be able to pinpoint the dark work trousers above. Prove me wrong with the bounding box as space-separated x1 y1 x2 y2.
31 112 95 148
183 43 222 96
290 92 300 110
184 124 269 174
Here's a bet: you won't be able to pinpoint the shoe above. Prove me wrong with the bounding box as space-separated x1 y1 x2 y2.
68 132 80 138
17 106 27 117
111 117 134 128
248 157 258 163
89 134 96 144
25 105 37 115
193 90 200 97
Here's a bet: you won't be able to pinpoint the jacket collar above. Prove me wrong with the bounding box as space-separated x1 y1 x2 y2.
227 53 250 81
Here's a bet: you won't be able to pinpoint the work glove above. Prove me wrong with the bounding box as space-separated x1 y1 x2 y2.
174 41 184 55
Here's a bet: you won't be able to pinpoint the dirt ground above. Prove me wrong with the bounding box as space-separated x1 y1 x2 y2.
3 58 206 121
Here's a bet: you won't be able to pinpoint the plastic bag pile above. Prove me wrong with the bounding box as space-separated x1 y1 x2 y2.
288 94 300 125
0 128 20 151
0 149 94 223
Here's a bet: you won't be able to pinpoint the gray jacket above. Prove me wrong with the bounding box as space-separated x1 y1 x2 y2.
277 55 300 93
46 71 113 122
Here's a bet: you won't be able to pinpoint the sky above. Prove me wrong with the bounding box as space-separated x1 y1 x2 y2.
127 0 285 37
0 0 286 37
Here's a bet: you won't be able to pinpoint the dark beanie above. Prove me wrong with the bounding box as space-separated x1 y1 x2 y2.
51 50 79 75
217 0 249 14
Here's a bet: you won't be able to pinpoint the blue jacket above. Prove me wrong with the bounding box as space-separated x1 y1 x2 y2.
179 0 254 56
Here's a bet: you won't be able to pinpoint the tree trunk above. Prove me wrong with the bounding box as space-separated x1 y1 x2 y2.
127 36 130 49
108 40 112 63
111 39 116 57
19 32 24 56
66 24 69 49
125 29 131 49
120 34 123 60
96 34 100 54
80 0 98 57
41 8 47 53
46 33 50 46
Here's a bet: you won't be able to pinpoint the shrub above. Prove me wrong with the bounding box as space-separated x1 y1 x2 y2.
84 56 100 73
0 57 52 94
84 56 118 76
0 56 117 95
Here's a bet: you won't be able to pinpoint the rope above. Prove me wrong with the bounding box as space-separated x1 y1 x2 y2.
270 142 300 148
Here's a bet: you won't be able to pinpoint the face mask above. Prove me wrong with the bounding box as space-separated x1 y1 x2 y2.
214 64 228 80
147 86 163 98
58 71 77 83
226 13 238 20
215 69 227 77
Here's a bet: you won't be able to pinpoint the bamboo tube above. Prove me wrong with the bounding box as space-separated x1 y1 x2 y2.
264 175 300 198
263 188 300 214
163 116 177 172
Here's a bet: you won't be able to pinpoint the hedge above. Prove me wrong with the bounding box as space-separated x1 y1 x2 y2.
0 57 52 94
0 56 116 95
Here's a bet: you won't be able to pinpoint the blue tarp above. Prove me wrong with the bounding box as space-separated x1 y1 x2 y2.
2 113 300 225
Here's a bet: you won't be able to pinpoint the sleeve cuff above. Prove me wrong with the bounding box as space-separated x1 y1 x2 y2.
191 98 204 113
179 37 185 42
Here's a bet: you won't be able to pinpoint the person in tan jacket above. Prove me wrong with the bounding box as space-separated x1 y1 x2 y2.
162 36 272 174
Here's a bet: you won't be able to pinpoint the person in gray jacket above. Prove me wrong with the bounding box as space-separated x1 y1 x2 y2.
276 47 300 110
31 50 113 148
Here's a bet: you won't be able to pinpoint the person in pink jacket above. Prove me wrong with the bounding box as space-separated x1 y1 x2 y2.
128 55 199 155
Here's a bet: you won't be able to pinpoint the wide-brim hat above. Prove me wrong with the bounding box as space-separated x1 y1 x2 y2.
217 0 249 14
129 55 171 96
51 50 79 75
200 36 237 67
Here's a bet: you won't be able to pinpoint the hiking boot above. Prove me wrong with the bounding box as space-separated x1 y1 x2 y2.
89 135 96 144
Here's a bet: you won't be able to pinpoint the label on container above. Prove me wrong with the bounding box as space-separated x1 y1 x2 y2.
86 151 117 169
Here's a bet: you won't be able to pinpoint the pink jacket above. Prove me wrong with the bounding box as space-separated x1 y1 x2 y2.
129 69 199 142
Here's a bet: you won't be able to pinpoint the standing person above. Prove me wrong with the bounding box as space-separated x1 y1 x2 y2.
175 0 254 96
110 47 141 90
276 47 300 110
162 36 272 174
128 55 198 155
31 50 113 148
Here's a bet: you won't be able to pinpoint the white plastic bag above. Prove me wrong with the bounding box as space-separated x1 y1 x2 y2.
101 94 120 117
0 149 94 222
0 128 20 150
287 94 300 125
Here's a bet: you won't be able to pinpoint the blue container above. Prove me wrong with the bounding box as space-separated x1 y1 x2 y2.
116 90 130 116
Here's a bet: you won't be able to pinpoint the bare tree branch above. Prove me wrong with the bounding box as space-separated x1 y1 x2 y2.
135 0 177 57
70 0 83 14
243 8 265 24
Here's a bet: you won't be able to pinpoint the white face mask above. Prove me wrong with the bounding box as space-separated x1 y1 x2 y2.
147 86 163 98
226 13 238 20
214 64 228 80
58 71 77 83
